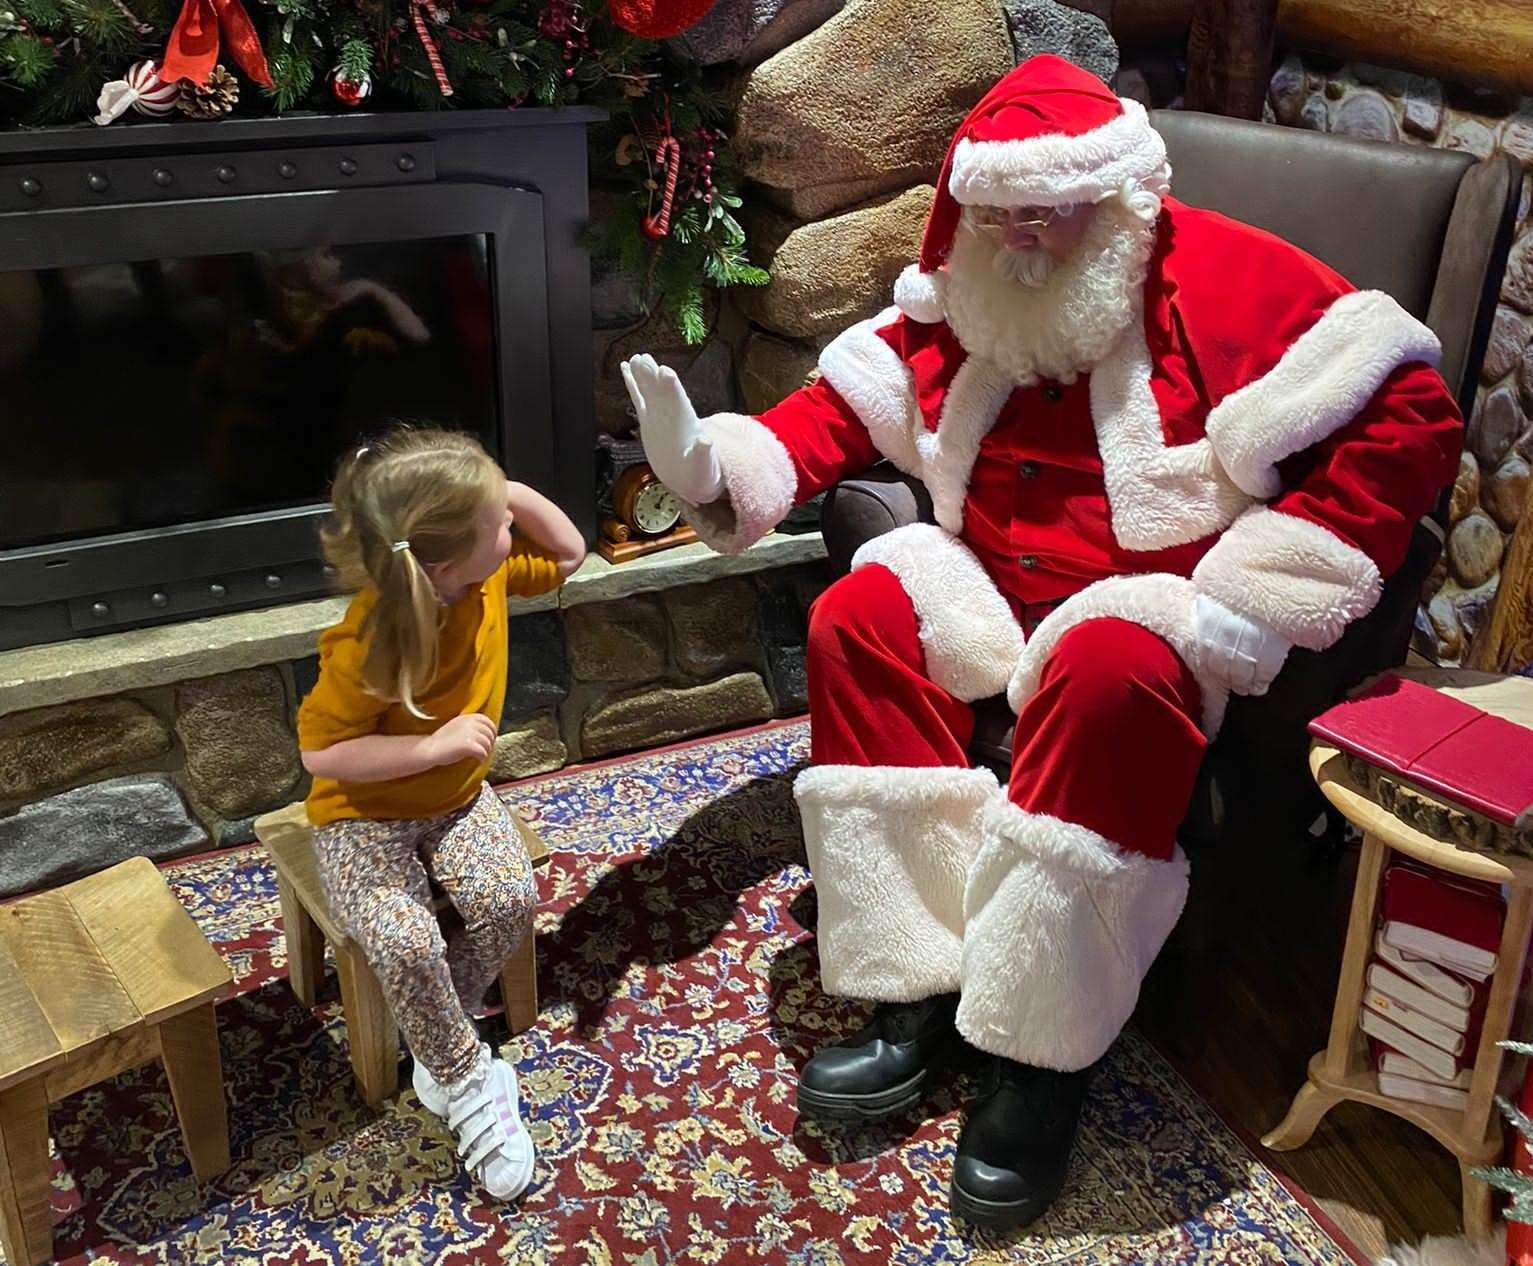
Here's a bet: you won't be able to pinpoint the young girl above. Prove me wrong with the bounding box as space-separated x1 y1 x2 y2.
297 425 584 1200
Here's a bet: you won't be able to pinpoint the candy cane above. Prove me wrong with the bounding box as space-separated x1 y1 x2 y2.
411 0 453 97
641 134 681 240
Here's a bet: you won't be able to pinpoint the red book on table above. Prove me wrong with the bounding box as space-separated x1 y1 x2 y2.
1307 673 1533 829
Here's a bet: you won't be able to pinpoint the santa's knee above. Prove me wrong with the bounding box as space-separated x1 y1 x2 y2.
1034 617 1199 724
806 563 919 675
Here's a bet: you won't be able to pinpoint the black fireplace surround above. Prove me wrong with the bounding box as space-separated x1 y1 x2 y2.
0 107 600 651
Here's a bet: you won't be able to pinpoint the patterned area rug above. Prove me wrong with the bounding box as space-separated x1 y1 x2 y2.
26 721 1364 1265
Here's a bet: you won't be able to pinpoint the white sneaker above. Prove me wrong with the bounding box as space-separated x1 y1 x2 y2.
413 1044 535 1200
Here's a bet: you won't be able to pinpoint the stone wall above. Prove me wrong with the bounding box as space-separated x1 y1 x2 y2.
1266 55 1533 664
0 562 826 899
591 0 1119 431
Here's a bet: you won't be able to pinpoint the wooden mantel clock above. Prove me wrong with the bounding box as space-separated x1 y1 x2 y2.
597 462 698 563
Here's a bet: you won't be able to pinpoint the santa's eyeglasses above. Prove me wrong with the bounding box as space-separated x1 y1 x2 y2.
968 203 1080 234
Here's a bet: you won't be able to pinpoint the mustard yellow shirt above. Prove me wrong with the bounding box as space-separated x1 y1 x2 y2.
299 541 563 825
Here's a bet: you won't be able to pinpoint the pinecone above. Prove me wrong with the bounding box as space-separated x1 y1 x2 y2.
177 64 238 119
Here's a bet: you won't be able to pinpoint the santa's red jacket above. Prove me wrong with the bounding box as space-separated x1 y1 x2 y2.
684 196 1462 734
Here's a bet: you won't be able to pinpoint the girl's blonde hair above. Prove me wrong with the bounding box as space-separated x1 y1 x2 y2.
321 424 504 717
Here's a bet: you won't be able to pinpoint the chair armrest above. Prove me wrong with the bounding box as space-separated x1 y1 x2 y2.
819 467 935 579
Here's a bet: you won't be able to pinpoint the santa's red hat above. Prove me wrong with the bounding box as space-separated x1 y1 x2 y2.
895 55 1169 322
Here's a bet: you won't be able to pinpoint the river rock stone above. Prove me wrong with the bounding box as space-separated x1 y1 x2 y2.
1506 231 1533 316
1454 577 1502 651
175 668 301 820
735 185 933 339
732 0 1013 219
1503 109 1533 171
0 697 170 802
1448 511 1505 588
1471 384 1524 469
1269 54 1307 126
1450 450 1481 523
1445 115 1496 160
0 774 206 899
1518 338 1533 415
1331 90 1398 143
1425 590 1464 661
1298 94 1329 132
1485 306 1530 383
581 672 774 757
505 611 571 716
1486 454 1531 531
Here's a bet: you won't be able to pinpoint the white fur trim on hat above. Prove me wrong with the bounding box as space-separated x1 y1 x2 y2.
1092 320 1253 551
949 99 1168 209
1006 573 1230 739
794 763 1000 1002
679 412 798 554
852 523 1025 702
817 306 925 478
893 263 948 324
1192 505 1382 652
956 799 1189 1071
1206 289 1442 501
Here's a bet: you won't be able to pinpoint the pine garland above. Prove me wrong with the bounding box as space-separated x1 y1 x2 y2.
0 0 765 343
1474 1040 1533 1223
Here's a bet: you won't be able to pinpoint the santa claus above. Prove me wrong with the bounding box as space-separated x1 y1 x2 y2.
622 55 1461 1229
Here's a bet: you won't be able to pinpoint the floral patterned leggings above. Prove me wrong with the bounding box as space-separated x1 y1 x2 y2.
313 784 537 1086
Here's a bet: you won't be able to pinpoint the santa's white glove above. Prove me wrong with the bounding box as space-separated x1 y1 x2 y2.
619 354 725 506
1194 594 1292 697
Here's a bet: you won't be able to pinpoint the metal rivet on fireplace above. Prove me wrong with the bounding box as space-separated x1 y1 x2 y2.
153 168 173 188
91 601 111 619
209 582 227 599
150 591 169 608
216 165 236 184
323 564 337 579
278 161 297 179
265 574 282 590
397 154 416 173
87 171 109 193
339 157 358 176
19 176 41 197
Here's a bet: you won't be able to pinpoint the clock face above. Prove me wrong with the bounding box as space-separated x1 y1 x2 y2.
633 481 682 535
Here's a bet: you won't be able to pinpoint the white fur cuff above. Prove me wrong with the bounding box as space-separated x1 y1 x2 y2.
817 307 925 478
956 799 1189 1071
679 412 798 555
1006 573 1230 739
1192 506 1381 652
1206 290 1442 500
853 524 1024 703
794 763 1000 1003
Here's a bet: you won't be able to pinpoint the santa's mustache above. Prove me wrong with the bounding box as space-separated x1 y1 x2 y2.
991 245 1056 287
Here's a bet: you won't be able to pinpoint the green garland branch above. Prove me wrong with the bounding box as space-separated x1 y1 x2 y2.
0 0 765 343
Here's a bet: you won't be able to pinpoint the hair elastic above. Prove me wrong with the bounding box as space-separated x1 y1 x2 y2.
391 540 410 553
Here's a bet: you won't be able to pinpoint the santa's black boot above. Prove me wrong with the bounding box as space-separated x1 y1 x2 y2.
796 994 960 1119
950 1056 1094 1230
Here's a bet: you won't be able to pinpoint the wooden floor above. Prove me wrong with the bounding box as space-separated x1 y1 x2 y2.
1135 800 1469 1262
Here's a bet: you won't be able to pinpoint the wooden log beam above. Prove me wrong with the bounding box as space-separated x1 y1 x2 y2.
1185 0 1279 118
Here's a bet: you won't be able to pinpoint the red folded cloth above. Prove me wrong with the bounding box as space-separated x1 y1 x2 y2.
1308 672 1533 829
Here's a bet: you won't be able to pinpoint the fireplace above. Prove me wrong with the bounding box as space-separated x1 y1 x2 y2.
0 108 599 651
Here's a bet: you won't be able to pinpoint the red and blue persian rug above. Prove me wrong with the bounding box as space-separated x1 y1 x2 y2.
28 720 1363 1265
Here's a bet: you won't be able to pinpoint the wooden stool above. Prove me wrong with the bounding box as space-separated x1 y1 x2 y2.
1264 669 1533 1241
253 801 551 1108
0 856 232 1266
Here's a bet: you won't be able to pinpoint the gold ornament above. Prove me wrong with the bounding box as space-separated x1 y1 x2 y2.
177 64 239 119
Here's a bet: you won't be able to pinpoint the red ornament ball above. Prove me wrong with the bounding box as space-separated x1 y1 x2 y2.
329 68 373 108
606 0 714 39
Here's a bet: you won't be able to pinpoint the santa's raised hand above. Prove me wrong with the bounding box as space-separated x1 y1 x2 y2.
620 354 725 505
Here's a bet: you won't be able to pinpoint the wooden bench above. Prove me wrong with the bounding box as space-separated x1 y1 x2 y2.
253 801 550 1107
0 857 232 1266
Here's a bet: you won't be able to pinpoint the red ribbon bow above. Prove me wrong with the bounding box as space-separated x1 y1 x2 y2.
161 0 273 89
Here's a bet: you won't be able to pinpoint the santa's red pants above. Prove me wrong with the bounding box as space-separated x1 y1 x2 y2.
806 563 1206 861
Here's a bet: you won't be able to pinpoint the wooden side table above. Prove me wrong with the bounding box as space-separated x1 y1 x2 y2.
254 801 551 1107
0 856 232 1266
1264 669 1533 1240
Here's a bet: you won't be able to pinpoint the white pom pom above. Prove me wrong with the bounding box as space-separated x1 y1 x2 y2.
893 263 947 324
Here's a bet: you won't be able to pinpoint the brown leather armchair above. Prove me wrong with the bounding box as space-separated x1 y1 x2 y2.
818 110 1520 843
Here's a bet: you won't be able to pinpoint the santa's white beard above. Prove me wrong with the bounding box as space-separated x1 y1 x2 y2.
944 199 1159 384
